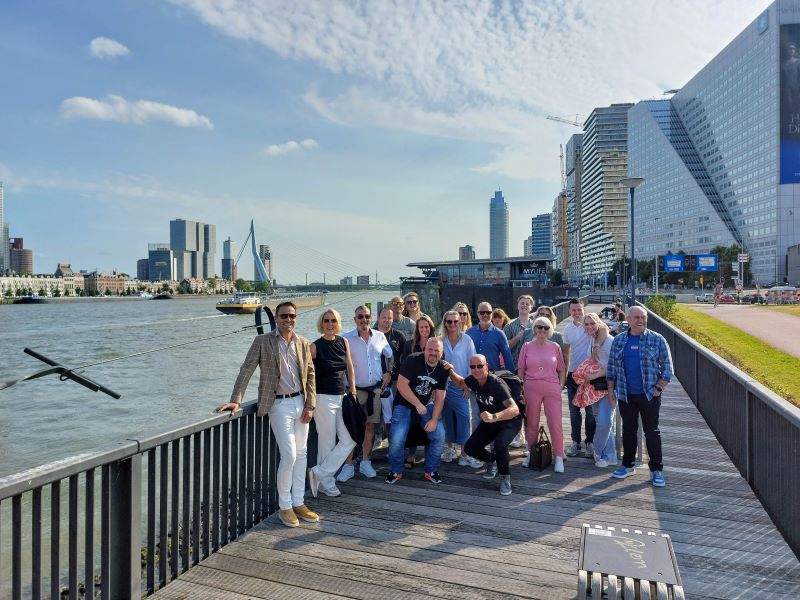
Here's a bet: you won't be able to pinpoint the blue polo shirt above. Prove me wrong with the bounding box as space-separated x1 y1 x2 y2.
624 335 644 394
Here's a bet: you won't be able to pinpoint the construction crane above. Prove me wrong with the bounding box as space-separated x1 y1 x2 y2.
546 114 585 127
559 144 566 190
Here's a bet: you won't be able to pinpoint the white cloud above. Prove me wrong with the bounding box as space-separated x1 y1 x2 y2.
59 95 214 129
173 0 771 179
263 138 319 157
89 37 131 59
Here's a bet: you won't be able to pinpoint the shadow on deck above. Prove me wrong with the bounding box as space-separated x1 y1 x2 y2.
151 379 800 600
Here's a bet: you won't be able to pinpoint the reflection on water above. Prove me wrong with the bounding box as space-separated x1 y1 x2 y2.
0 291 397 477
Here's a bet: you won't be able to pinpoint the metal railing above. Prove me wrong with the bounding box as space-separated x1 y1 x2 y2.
645 308 800 559
0 401 278 599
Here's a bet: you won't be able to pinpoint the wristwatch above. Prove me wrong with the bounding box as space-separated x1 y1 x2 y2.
492 413 498 421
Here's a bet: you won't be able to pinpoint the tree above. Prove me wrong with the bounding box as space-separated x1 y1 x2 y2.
53 288 62 297
235 278 252 292
546 268 564 286
254 281 270 293
161 282 171 292
4 289 12 297
207 277 217 293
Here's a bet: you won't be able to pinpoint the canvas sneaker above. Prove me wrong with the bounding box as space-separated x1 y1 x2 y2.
651 470 666 487
359 460 377 478
425 471 442 484
612 466 636 479
385 471 404 485
336 463 355 482
566 442 581 457
499 475 512 496
458 455 483 468
482 462 498 479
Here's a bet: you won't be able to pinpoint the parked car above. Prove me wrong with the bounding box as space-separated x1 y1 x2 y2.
718 294 736 304
696 293 714 303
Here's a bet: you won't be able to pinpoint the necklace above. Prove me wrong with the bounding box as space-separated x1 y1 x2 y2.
425 360 437 377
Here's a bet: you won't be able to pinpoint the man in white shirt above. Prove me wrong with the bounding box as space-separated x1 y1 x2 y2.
562 299 596 458
338 305 393 480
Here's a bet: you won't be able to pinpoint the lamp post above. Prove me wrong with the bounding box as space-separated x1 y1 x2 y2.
653 217 660 295
621 177 645 307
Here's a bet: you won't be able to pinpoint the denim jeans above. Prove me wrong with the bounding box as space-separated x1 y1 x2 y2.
591 397 617 463
567 372 596 444
388 403 445 474
442 383 471 445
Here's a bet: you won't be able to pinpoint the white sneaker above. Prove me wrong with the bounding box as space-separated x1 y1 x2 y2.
566 442 581 457
458 455 483 468
554 456 565 473
359 460 377 478
521 457 530 468
319 484 342 497
307 468 320 498
336 463 355 482
594 458 608 468
509 432 526 448
585 442 595 458
440 446 456 463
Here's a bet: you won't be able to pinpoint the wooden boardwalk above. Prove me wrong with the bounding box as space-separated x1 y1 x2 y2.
151 377 800 600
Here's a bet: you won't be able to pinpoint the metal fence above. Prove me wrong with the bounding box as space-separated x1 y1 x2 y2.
645 308 800 559
0 401 278 599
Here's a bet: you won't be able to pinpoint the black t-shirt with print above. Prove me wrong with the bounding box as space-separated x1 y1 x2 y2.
397 352 448 409
464 373 517 416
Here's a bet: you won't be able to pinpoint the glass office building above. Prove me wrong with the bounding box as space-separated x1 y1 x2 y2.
489 190 509 259
629 1 800 284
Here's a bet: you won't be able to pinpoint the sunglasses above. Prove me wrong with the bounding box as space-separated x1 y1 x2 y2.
538 312 552 317
391 301 404 306
458 311 468 316
477 310 491 315
469 364 485 369
405 299 418 304
535 325 550 330
356 314 371 320
278 314 297 320
323 318 338 323
445 319 460 324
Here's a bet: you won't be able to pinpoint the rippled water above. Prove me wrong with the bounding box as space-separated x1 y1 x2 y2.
0 291 397 477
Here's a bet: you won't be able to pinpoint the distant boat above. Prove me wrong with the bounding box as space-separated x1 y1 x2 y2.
138 292 154 299
14 294 47 304
153 293 172 300
215 291 262 315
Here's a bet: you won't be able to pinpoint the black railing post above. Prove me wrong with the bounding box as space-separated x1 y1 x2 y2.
108 455 142 599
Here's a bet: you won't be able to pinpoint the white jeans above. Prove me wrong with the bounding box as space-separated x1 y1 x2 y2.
269 394 309 510
312 393 356 488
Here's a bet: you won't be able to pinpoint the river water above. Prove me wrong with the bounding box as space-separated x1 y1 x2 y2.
0 291 398 478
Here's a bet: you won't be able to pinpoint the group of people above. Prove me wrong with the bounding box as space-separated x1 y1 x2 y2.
217 291 674 529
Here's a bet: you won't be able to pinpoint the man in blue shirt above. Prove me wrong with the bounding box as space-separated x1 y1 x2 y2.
466 302 515 372
606 306 673 487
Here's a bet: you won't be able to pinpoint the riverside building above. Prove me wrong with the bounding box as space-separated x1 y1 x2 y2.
489 190 509 259
531 213 553 256
0 182 9 273
169 219 216 280
628 2 800 285
565 134 584 285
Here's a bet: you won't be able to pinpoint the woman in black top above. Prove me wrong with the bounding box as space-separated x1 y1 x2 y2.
307 308 357 498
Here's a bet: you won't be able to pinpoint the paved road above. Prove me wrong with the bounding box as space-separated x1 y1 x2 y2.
686 303 800 358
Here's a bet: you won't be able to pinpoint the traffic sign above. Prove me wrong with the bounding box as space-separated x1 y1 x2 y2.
738 253 749 263
735 282 743 291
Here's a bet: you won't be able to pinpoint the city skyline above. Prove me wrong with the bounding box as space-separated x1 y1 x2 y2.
0 1 772 284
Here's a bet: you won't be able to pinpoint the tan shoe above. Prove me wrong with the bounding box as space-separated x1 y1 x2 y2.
278 508 299 528
292 504 320 522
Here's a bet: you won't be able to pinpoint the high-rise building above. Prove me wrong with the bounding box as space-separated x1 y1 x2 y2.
531 213 553 256
458 245 476 261
579 104 634 279
137 258 149 281
148 243 176 281
489 190 508 259
340 276 353 285
222 236 236 281
258 244 273 281
552 192 568 271
170 219 216 280
9 238 32 274
523 236 533 256
357 274 370 285
628 3 799 284
565 134 584 284
0 182 9 273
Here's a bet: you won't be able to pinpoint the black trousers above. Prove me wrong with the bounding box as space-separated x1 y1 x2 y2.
464 418 522 475
619 393 663 471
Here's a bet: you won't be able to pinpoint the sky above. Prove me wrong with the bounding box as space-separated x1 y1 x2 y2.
0 0 772 285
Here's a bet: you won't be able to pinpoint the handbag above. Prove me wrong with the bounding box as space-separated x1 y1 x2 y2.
591 376 608 391
528 426 553 471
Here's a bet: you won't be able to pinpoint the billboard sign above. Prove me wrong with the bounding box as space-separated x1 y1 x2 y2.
781 24 800 183
662 255 685 273
696 254 719 272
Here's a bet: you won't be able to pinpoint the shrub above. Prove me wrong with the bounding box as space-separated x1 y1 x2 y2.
645 294 676 321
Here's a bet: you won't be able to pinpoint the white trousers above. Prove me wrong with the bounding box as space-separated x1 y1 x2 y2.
312 393 356 488
269 395 309 510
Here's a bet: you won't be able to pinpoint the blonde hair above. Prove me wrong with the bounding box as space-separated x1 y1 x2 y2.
583 312 610 361
438 309 465 339
535 305 557 329
316 308 343 334
451 302 473 330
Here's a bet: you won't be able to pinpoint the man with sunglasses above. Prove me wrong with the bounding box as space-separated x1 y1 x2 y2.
466 302 515 372
449 355 521 495
219 302 318 528
339 305 393 481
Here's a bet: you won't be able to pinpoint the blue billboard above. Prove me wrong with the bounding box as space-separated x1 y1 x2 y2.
662 255 685 272
696 254 718 272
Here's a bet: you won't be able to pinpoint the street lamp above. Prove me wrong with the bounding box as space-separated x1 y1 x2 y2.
621 177 645 307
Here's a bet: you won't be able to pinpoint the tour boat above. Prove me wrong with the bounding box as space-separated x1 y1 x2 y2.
215 291 263 314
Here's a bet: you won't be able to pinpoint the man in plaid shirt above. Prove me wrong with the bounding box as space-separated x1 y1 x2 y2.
606 306 673 487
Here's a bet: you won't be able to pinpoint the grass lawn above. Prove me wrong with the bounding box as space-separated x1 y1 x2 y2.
753 305 800 317
670 304 800 405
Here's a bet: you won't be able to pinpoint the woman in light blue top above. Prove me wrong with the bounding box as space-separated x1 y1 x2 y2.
438 309 478 466
583 312 617 467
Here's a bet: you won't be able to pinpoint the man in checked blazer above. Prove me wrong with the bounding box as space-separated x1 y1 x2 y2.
218 301 318 528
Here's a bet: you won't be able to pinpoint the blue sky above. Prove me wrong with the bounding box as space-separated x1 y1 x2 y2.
0 0 770 284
